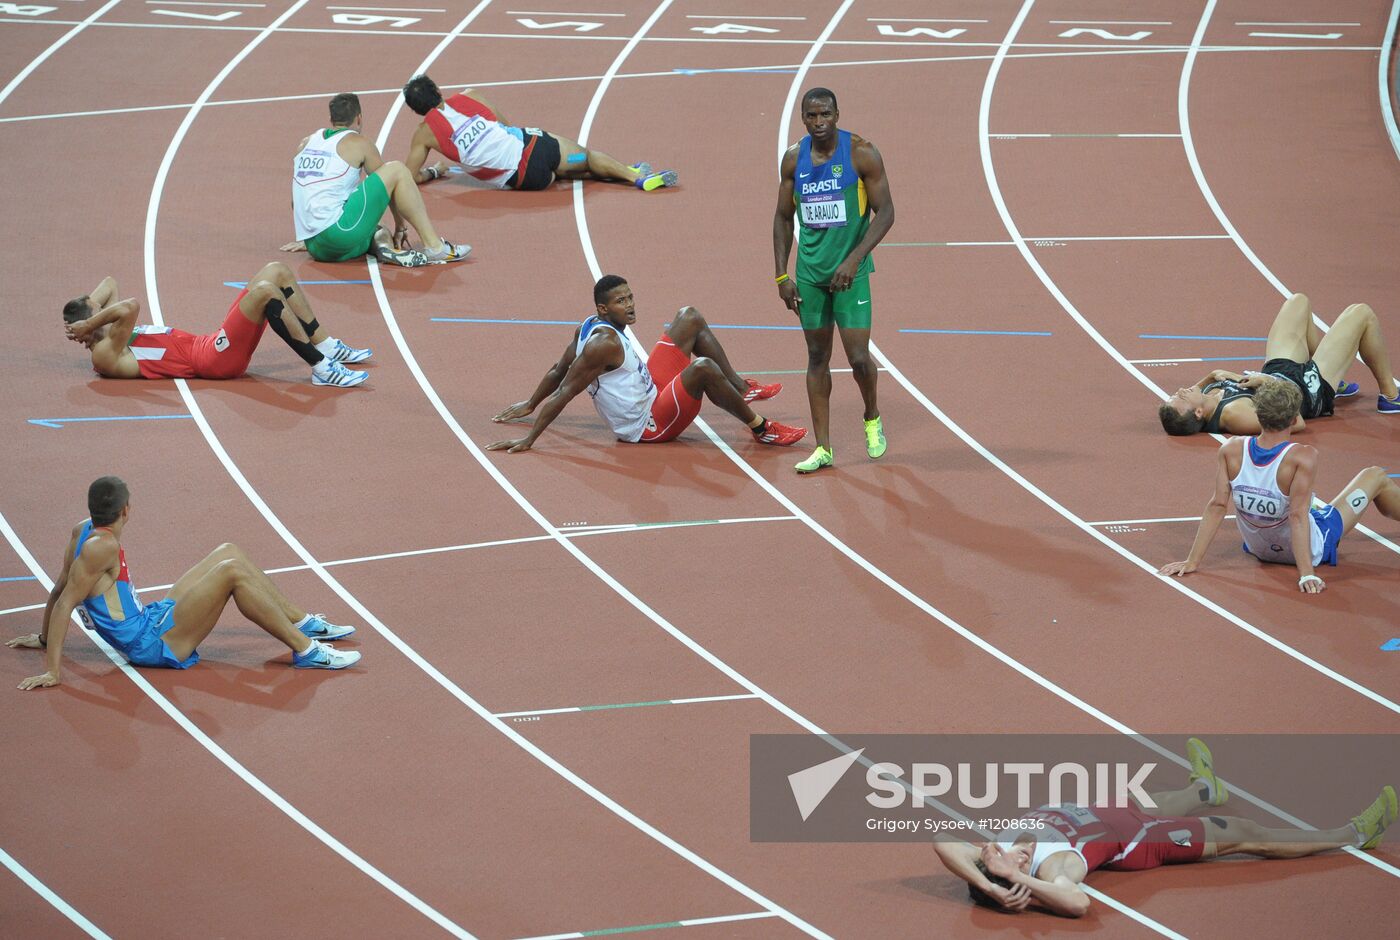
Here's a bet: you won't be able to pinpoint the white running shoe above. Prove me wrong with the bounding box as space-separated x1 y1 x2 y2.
427 240 471 264
327 339 372 364
312 361 368 387
298 614 356 641
292 639 361 670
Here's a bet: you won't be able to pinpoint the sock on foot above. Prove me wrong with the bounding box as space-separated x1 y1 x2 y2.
750 418 767 435
314 338 338 358
293 614 312 629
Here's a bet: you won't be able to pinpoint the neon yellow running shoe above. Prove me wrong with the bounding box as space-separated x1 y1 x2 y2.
1186 737 1228 806
864 416 887 459
795 445 833 474
1353 785 1398 850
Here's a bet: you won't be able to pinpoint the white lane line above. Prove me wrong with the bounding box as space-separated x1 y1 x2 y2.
514 911 778 940
684 15 806 20
868 18 988 23
1249 31 1343 39
495 693 762 719
1089 515 1230 525
0 512 475 938
133 1 478 935
1178 1 1400 554
993 132 1182 137
328 6 447 11
1380 1 1400 160
0 0 123 109
506 9 626 14
146 1 266 6
1050 20 1173 25
360 2 828 935
0 844 108 939
968 0 1400 879
1237 22 1360 26
976 0 1400 715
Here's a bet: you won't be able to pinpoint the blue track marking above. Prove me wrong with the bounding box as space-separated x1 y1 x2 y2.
1382 639 1400 651
1140 334 1267 342
900 328 1051 336
0 575 37 582
28 414 193 429
224 280 371 288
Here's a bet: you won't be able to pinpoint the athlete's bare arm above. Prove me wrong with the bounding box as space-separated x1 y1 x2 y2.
68 298 142 378
1160 438 1238 578
986 845 1091 918
7 526 79 658
933 841 1033 912
772 145 801 314
88 276 119 310
1282 444 1324 592
13 525 110 690
828 136 894 292
406 123 449 184
488 331 623 453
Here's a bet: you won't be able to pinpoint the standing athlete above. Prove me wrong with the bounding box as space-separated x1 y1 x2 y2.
773 87 895 474
8 477 359 690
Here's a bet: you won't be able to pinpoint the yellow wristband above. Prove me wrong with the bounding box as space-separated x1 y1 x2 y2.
774 273 789 285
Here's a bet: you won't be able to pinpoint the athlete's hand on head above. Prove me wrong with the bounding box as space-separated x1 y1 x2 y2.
279 240 306 253
1158 560 1197 577
6 633 43 650
829 257 861 292
778 279 801 315
486 439 532 454
492 401 535 422
979 843 1020 881
18 671 60 691
990 882 1032 912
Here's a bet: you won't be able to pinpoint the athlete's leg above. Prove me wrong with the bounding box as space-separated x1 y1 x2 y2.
249 262 329 343
549 132 639 183
667 307 748 396
1313 303 1399 396
804 325 836 451
838 325 879 422
1202 815 1360 860
372 161 446 251
679 357 757 424
1329 466 1400 533
162 544 311 659
1143 783 1214 818
1263 293 1314 363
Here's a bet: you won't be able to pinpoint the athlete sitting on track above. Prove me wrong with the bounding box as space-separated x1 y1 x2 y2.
400 75 678 192
489 275 807 452
7 476 360 690
1158 292 1400 436
1157 378 1400 594
64 265 371 388
934 737 1397 917
280 92 469 266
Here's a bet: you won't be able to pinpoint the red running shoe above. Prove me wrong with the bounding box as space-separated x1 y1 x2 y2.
753 419 807 446
743 377 782 403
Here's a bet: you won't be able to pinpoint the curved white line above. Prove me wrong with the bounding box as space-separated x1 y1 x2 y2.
1384 1 1400 160
0 842 108 939
0 0 123 109
132 2 479 936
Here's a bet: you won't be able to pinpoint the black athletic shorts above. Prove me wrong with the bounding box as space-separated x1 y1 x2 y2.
508 130 562 191
1262 357 1335 419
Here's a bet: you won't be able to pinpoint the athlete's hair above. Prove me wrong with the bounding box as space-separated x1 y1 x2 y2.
88 476 129 527
328 92 361 125
802 87 838 112
62 297 91 325
1159 401 1206 436
402 74 443 116
593 274 628 306
967 859 1015 910
1253 378 1302 431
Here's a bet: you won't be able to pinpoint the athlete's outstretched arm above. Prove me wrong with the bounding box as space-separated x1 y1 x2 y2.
772 145 801 315
8 526 78 656
488 335 619 453
406 124 447 184
492 335 580 423
829 138 895 292
1160 441 1234 577
16 528 108 690
1284 444 1324 592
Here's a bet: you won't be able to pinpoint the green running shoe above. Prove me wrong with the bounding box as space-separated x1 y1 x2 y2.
865 416 887 459
795 445 833 474
1186 737 1227 806
1353 785 1398 850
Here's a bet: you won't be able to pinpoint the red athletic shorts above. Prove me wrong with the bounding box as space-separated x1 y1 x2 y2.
639 335 702 443
190 289 267 379
1098 806 1207 871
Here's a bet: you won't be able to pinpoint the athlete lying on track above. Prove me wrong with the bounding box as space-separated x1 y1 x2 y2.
934 738 1396 917
7 477 360 690
1157 378 1400 594
400 75 677 192
63 265 371 387
1158 293 1400 436
489 275 806 452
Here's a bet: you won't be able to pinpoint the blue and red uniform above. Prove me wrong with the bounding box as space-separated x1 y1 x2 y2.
73 521 195 668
